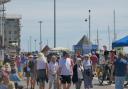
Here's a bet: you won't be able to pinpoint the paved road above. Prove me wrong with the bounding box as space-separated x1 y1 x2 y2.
19 77 128 89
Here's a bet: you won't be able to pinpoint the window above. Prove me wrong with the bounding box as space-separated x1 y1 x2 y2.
14 31 17 34
14 38 17 41
4 38 7 41
9 31 11 34
9 38 11 41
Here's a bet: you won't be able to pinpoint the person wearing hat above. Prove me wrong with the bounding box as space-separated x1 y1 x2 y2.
83 54 93 89
36 52 48 89
72 58 84 89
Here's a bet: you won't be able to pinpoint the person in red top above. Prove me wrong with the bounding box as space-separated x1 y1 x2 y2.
90 52 98 73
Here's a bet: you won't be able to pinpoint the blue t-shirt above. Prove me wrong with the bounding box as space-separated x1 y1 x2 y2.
59 58 72 75
114 58 127 77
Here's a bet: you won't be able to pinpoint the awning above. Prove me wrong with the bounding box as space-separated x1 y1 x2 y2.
112 36 128 48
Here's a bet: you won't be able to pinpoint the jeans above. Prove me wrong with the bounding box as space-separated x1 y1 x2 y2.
115 76 125 89
49 74 57 89
75 79 82 89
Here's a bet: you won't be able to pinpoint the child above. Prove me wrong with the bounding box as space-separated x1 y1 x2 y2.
48 55 59 89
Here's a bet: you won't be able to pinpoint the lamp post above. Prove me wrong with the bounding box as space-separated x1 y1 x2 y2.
29 36 32 52
89 10 91 42
39 21 42 51
85 9 91 42
34 39 37 51
54 0 56 48
113 10 116 41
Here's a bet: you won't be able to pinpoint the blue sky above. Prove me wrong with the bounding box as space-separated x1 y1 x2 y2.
5 0 128 51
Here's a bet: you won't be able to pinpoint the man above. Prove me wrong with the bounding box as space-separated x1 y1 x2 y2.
111 52 128 89
59 51 73 89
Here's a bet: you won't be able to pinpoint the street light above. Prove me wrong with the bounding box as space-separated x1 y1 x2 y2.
34 39 37 51
54 0 56 48
38 21 42 51
85 9 91 42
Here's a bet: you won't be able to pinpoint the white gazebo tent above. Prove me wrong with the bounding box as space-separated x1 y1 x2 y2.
50 47 70 52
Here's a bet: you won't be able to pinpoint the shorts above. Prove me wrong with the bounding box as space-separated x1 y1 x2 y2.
37 69 47 85
61 75 71 84
25 72 31 78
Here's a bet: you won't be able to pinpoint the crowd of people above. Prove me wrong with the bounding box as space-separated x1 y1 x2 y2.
0 47 128 89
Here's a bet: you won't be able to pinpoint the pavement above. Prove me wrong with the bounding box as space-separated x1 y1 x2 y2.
18 77 128 89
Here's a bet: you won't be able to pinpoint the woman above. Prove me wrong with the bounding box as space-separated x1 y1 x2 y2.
27 54 36 89
72 58 84 89
36 52 48 89
83 54 93 89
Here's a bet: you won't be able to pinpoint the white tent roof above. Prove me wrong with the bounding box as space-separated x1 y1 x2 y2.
50 47 70 51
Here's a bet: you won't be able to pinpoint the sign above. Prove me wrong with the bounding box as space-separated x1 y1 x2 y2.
73 45 83 55
83 45 92 54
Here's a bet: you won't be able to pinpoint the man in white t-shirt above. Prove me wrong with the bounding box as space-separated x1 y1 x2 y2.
59 51 73 89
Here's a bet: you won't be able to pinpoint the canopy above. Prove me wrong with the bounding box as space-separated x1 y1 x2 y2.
50 47 70 51
112 36 128 48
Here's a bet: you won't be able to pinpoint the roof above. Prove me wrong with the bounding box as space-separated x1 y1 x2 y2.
77 35 92 45
0 14 21 19
5 14 22 19
50 47 70 51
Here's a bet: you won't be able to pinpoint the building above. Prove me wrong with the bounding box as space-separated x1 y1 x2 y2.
1 15 21 55
0 0 11 60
